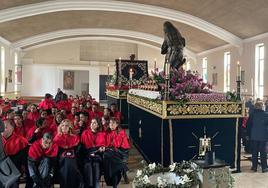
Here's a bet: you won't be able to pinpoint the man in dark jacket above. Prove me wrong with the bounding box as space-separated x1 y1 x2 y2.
246 101 268 172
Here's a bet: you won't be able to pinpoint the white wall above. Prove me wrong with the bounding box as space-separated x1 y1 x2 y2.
197 36 268 98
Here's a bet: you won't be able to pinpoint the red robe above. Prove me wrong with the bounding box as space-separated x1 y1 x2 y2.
66 113 75 122
89 111 103 120
111 111 123 122
28 139 58 161
27 111 40 122
38 99 55 110
54 134 80 149
2 133 28 156
81 130 106 149
56 100 71 112
14 119 35 138
106 130 130 149
27 125 56 140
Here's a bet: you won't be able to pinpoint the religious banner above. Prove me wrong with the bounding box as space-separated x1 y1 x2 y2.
63 70 74 90
114 59 148 86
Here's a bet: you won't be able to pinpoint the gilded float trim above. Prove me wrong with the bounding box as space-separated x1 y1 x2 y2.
106 89 127 99
128 94 244 119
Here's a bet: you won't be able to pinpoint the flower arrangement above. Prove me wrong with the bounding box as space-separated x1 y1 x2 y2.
133 161 201 188
152 68 213 101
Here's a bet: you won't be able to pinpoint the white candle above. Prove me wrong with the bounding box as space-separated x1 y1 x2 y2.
107 64 110 76
154 58 157 71
129 68 133 80
237 61 241 81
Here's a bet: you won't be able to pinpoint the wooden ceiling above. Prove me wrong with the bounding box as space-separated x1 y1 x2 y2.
0 0 267 53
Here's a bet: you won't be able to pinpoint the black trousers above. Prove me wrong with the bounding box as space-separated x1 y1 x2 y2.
251 140 267 170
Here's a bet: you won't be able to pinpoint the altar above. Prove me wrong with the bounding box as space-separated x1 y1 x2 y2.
128 94 244 167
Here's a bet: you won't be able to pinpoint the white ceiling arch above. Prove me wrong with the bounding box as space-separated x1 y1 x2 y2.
11 28 197 61
22 36 160 51
0 0 242 48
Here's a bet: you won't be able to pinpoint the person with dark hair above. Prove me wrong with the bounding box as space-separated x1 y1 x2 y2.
56 94 71 112
79 111 90 129
246 101 268 172
89 102 103 121
6 109 15 120
110 104 123 123
66 106 77 122
101 115 110 132
2 120 32 188
14 113 34 139
55 88 64 103
38 93 55 110
103 118 130 187
50 112 64 136
27 104 40 122
53 119 83 188
27 118 54 144
81 118 106 188
28 133 58 188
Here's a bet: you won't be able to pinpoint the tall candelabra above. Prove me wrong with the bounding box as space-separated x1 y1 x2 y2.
236 61 241 101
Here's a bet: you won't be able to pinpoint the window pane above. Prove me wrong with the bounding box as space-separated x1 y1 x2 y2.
260 45 264 59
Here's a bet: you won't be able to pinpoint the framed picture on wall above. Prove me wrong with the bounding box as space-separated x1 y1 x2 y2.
15 65 22 84
63 70 75 90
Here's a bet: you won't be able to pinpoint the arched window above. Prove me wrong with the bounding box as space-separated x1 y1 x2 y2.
0 46 5 93
255 43 264 99
224 52 231 92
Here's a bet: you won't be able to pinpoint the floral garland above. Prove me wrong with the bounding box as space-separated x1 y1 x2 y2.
133 161 201 188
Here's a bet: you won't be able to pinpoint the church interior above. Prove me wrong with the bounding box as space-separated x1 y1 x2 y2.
1 1 268 188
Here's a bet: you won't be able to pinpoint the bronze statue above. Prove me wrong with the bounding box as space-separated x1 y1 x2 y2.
161 21 186 69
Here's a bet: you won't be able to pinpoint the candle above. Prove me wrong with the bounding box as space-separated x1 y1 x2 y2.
119 57 121 62
107 64 110 76
129 68 133 80
236 61 241 81
154 58 157 71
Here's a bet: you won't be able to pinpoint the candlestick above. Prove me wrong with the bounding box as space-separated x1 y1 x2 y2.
236 61 241 81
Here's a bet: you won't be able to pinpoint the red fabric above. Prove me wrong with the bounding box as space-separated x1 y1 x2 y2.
81 130 106 149
28 139 58 161
89 111 103 120
49 122 59 137
15 119 35 138
106 130 130 149
112 111 123 121
2 133 28 156
17 99 28 105
54 134 80 149
66 113 75 122
38 99 55 110
56 100 71 112
27 111 40 122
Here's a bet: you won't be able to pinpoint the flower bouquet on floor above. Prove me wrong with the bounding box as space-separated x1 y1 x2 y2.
133 161 202 188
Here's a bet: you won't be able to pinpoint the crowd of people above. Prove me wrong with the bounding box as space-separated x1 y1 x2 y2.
0 88 130 188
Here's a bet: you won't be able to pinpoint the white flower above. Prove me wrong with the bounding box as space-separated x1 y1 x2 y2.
142 175 150 184
183 168 193 173
169 163 176 172
157 177 167 188
175 176 185 185
182 174 192 183
148 163 156 170
136 170 142 177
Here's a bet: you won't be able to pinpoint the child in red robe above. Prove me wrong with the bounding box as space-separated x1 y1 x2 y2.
104 117 131 187
81 118 106 188
53 119 83 188
28 133 58 188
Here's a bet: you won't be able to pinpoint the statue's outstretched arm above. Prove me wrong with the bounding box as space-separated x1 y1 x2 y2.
161 40 168 54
